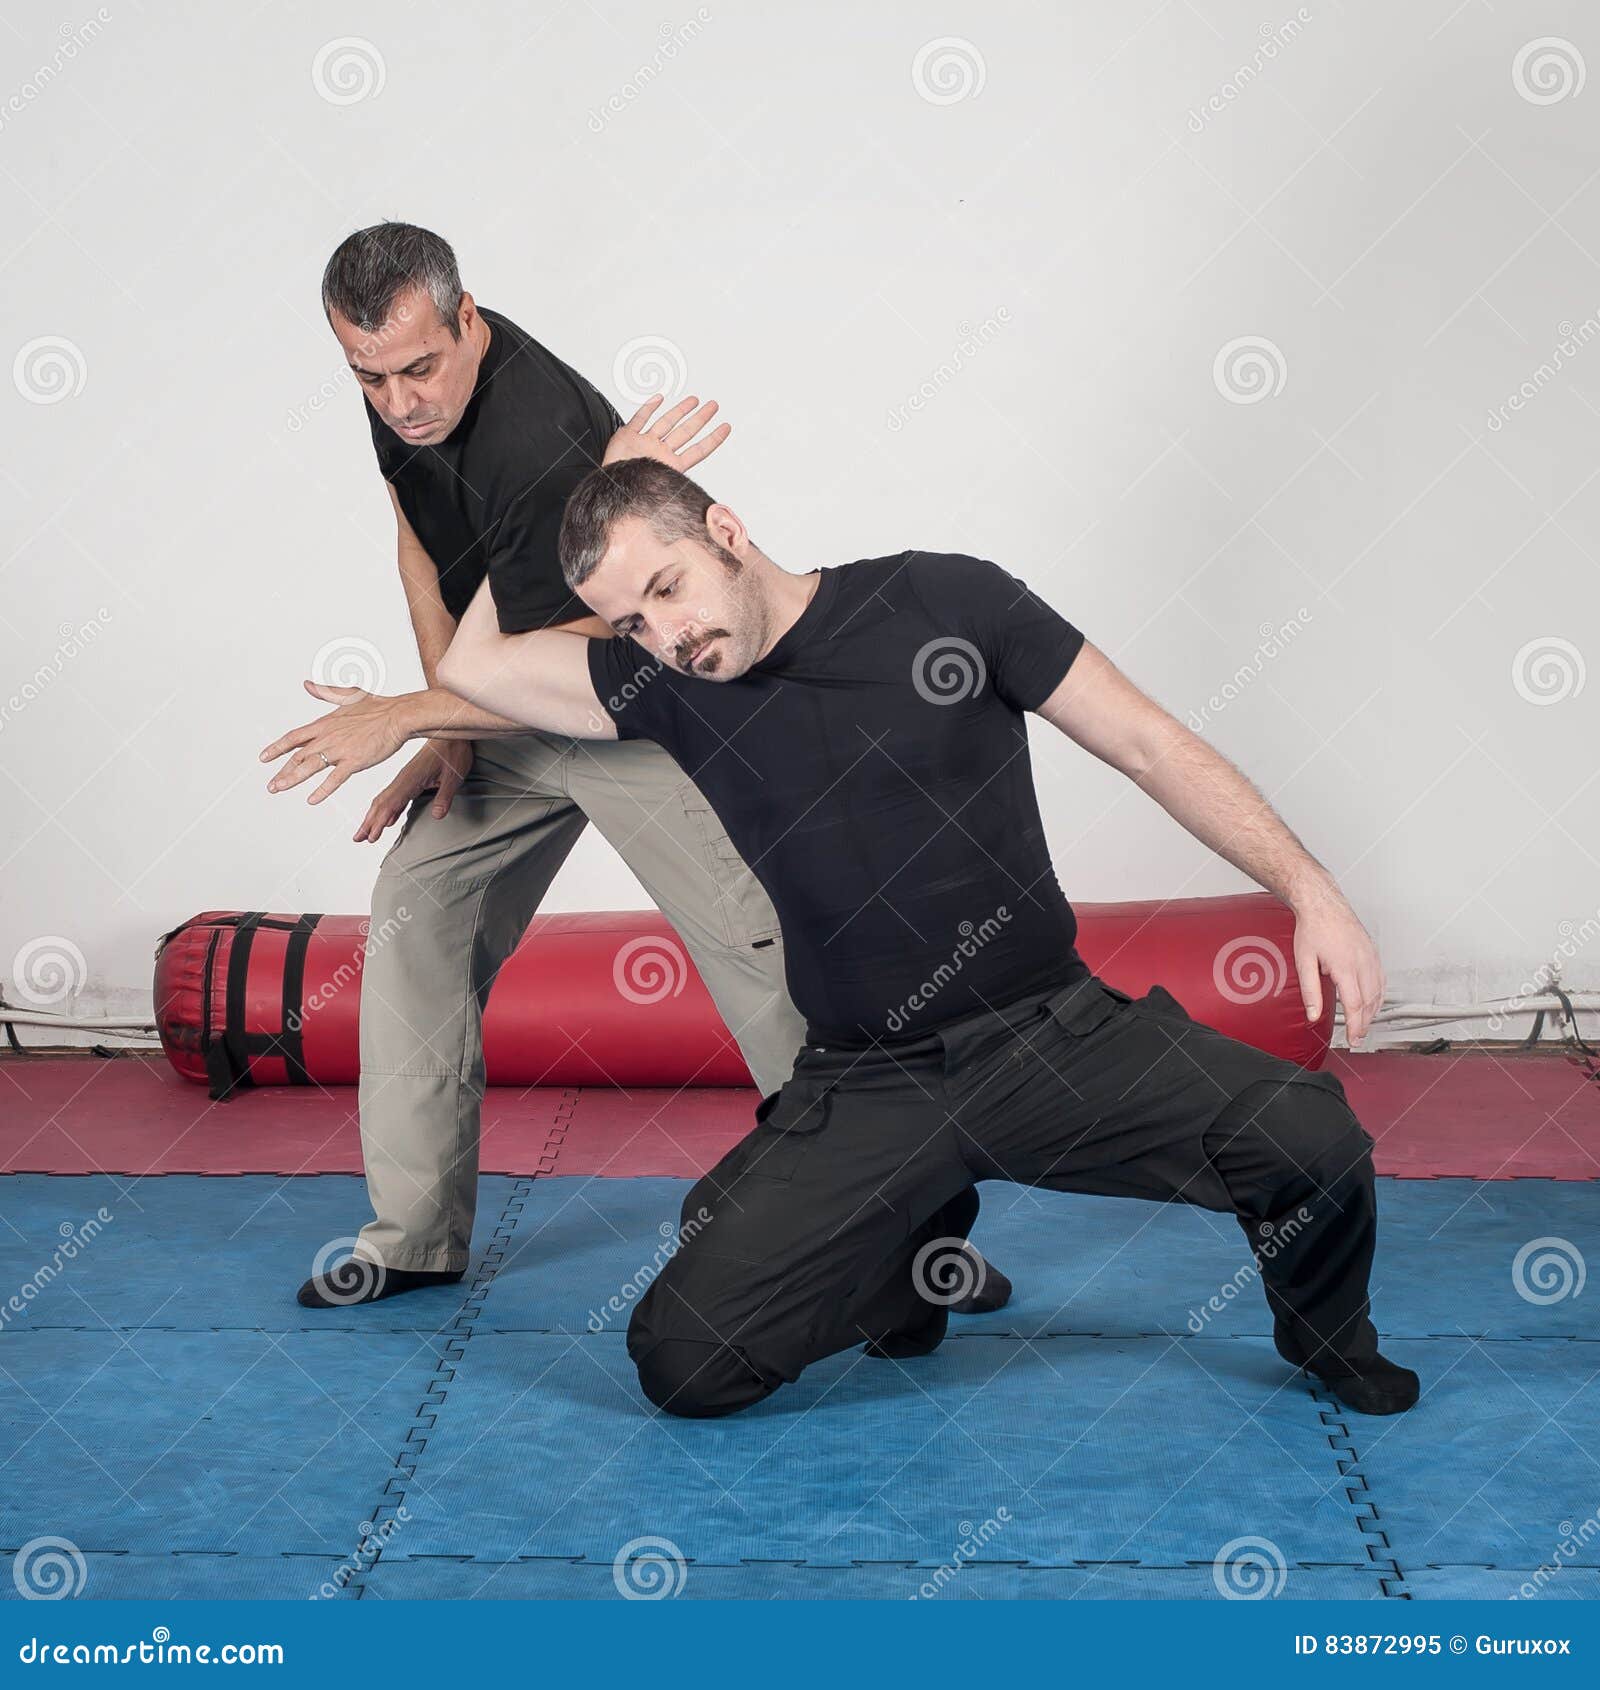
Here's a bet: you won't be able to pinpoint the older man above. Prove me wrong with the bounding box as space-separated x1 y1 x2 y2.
273 224 1008 1318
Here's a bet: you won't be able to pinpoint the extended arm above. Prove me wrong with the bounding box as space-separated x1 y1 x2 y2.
435 578 615 740
1036 642 1385 1043
260 578 613 806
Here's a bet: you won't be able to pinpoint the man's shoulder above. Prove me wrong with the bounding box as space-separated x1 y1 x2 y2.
837 550 999 614
470 307 621 496
477 306 616 423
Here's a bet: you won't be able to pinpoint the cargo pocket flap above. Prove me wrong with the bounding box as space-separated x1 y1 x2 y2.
754 1079 834 1134
1045 978 1127 1036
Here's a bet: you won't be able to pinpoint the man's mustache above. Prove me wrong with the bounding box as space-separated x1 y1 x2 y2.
672 628 732 668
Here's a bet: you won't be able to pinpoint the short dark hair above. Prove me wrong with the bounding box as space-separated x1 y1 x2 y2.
321 221 463 338
560 459 718 590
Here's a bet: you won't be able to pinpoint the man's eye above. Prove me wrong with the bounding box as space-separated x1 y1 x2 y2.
659 581 677 598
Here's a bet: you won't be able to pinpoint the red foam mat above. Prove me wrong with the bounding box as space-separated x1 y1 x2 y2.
1 1050 1596 1179
0 1057 570 1177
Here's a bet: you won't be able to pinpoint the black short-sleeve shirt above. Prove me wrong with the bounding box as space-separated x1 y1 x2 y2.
366 306 623 632
587 551 1088 1044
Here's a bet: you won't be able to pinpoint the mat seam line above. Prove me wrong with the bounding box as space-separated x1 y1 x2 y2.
340 1155 550 1598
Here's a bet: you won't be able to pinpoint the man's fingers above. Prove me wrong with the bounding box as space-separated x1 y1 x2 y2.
259 723 316 762
1297 947 1323 1024
306 764 353 805
675 421 732 469
648 394 699 437
266 748 325 792
624 395 663 432
662 398 718 448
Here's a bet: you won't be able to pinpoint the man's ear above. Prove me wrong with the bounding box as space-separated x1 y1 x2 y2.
705 502 748 554
456 290 477 338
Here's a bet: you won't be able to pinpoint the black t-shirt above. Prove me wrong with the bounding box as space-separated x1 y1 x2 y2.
366 306 623 632
588 551 1089 1045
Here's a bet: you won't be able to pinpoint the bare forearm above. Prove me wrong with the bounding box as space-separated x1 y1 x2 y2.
402 577 525 734
1132 721 1339 911
390 688 534 742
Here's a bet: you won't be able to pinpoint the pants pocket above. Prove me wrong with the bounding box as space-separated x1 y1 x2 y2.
679 790 782 948
1042 975 1136 1037
740 1075 834 1182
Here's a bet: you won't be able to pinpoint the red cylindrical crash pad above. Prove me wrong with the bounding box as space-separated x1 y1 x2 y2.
153 893 1330 1097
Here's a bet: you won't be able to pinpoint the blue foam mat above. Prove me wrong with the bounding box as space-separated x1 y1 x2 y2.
0 1328 441 1554
0 1174 524 1332
360 1559 1392 1601
490 1176 1600 1341
0 1554 359 1602
1325 1338 1600 1568
384 1332 1377 1567
1403 1567 1600 1601
3 1172 1594 1596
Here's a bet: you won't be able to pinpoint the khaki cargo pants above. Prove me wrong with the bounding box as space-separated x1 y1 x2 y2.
352 730 805 1271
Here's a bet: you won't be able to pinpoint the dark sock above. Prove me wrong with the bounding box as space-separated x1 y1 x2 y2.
948 1247 1012 1316
296 1259 464 1309
1273 1324 1420 1416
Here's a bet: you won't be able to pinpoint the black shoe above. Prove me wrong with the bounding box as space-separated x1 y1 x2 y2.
1274 1326 1420 1416
296 1259 465 1309
948 1247 1012 1316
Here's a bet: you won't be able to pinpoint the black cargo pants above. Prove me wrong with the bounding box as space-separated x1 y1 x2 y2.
627 968 1382 1418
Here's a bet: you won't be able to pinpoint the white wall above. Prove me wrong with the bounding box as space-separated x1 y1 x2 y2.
2 0 1597 1038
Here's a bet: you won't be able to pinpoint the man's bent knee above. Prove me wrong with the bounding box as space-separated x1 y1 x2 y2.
1209 1076 1374 1215
631 1336 775 1419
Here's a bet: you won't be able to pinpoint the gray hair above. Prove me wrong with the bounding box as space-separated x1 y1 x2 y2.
560 459 719 590
321 222 463 338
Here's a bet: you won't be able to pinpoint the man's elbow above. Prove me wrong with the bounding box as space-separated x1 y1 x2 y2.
436 644 485 708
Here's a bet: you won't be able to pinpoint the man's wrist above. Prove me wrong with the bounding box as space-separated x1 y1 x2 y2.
393 688 452 741
1285 862 1340 914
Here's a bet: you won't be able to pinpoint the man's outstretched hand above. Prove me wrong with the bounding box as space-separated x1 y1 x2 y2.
260 680 412 806
603 394 731 472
